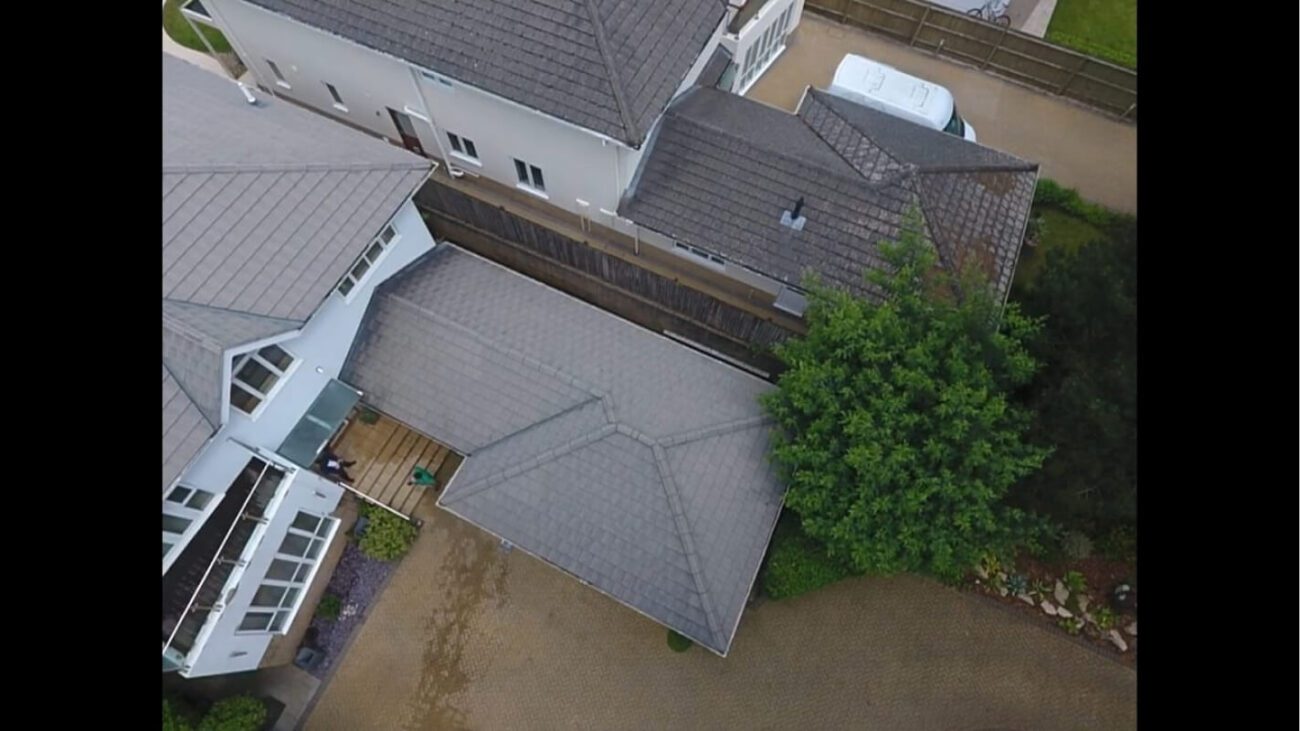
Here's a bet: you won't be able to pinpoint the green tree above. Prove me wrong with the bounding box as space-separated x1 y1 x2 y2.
761 215 1052 582
1012 215 1136 535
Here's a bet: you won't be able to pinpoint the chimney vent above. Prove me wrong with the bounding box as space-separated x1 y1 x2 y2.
780 196 806 231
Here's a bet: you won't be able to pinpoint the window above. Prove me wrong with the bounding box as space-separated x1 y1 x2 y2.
337 224 400 297
446 133 479 162
514 159 545 193
230 344 297 415
673 241 725 268
181 0 212 20
325 82 347 111
166 486 215 511
266 59 290 89
163 484 219 559
238 510 338 635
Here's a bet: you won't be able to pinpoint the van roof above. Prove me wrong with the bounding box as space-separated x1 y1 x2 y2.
830 54 954 125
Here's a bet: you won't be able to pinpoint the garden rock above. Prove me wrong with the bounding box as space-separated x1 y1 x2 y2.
1040 600 1058 616
998 586 1009 597
1107 629 1128 652
1077 594 1091 614
1053 580 1069 605
1125 622 1137 637
1056 607 1073 619
1017 594 1035 605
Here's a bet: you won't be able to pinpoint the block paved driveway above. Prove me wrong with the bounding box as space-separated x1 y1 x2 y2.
305 499 1135 730
746 14 1137 214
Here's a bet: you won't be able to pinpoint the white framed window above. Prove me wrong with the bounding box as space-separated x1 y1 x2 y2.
162 484 218 558
230 343 297 416
337 224 399 298
238 511 338 634
673 241 726 269
513 158 546 196
266 59 291 89
324 82 347 112
446 132 480 165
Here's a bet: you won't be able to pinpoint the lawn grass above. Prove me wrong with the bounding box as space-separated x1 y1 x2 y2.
163 0 233 54
1013 207 1105 291
1045 0 1137 69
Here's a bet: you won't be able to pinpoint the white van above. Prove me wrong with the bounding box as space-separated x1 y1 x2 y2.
827 54 977 142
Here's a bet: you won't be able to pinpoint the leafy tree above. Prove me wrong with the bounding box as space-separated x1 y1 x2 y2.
1011 214 1136 535
761 215 1052 582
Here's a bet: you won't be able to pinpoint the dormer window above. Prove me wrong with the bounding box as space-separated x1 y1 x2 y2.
230 344 296 415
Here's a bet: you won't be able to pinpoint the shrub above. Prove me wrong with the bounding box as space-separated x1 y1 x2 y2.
1061 530 1093 560
316 593 342 621
197 696 267 731
357 504 419 561
1032 179 1133 232
667 630 694 652
1097 525 1136 563
761 514 855 600
1006 573 1029 596
164 698 196 731
1063 570 1088 596
1093 605 1117 630
1057 616 1084 636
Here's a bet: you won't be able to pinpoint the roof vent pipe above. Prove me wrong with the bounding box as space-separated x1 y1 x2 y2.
780 196 806 231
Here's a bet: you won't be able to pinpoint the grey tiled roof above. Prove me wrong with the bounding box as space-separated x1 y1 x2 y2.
163 366 214 492
620 86 1039 302
161 54 430 486
240 0 725 146
343 246 785 654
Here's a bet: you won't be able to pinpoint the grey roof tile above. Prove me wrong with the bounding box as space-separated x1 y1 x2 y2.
241 0 724 146
342 247 785 654
163 366 215 491
620 86 1039 303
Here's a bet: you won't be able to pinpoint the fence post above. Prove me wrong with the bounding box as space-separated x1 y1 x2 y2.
1056 56 1089 95
982 25 1009 70
909 7 930 47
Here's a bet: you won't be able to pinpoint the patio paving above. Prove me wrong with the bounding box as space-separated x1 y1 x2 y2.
304 500 1136 730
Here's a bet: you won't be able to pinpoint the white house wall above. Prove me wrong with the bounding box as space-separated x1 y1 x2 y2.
723 0 805 93
169 200 436 677
184 468 343 677
206 0 642 219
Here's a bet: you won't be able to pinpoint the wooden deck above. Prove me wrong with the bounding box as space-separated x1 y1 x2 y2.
327 409 460 518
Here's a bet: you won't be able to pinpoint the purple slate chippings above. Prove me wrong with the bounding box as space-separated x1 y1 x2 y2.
307 542 398 679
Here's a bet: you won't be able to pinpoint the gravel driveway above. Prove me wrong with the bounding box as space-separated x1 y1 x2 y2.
305 500 1135 730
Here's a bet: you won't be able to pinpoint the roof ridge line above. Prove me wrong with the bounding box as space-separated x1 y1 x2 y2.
659 415 773 448
799 92 912 184
442 422 619 505
162 359 218 430
650 442 725 648
583 0 640 145
465 396 605 458
669 110 871 190
163 298 306 327
163 161 430 175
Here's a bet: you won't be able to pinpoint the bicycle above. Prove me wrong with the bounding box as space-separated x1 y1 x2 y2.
967 0 1012 27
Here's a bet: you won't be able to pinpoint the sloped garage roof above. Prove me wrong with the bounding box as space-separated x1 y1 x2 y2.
343 246 785 655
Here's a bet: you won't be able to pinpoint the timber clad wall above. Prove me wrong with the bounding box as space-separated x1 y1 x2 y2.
415 180 795 369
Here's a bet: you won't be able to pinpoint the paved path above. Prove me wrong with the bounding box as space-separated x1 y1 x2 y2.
306 501 1136 730
746 14 1136 213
